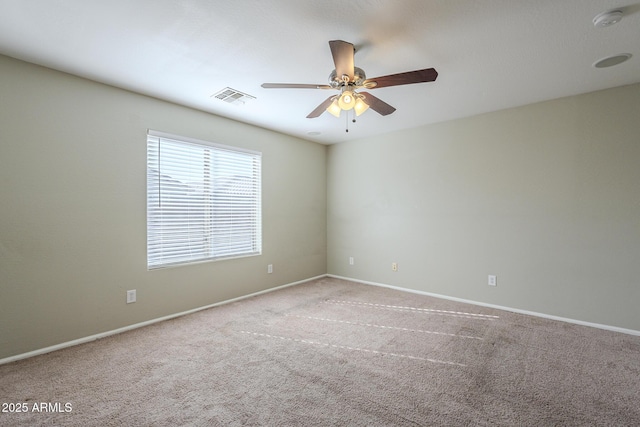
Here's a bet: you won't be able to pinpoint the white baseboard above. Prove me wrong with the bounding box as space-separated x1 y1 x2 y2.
0 275 326 366
328 274 640 337
5 272 636 366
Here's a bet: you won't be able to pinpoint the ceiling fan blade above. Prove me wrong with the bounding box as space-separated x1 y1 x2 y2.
306 96 337 118
262 83 332 89
364 68 438 89
329 40 355 81
358 92 396 116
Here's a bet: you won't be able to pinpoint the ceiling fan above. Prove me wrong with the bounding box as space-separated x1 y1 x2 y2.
261 40 438 119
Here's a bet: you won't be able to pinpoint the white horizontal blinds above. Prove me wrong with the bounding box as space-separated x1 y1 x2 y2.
210 146 261 258
147 133 261 269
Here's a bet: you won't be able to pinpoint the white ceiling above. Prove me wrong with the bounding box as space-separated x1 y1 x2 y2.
0 0 638 144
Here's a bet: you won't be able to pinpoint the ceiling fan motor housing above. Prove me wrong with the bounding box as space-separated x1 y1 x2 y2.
329 67 367 88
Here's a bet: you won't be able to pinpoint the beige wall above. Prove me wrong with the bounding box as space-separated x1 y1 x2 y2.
328 83 640 331
0 55 327 359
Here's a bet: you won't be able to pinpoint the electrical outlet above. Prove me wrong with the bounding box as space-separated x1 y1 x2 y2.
349 257 354 265
267 264 273 274
126 290 136 304
392 262 398 272
488 275 497 286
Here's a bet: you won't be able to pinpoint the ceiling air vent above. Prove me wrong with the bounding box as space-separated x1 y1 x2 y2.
212 87 256 106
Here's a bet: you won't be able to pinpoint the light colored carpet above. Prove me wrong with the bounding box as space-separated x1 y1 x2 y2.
1 277 639 426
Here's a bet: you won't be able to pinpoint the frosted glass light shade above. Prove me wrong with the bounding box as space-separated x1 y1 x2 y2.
338 91 356 110
354 97 369 116
326 99 341 117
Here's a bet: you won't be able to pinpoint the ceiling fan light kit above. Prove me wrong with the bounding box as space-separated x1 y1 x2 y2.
261 40 438 122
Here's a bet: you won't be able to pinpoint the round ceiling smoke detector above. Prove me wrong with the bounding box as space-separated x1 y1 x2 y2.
593 53 632 68
593 10 623 27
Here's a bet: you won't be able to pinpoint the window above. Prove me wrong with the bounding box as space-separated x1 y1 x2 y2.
146 131 261 269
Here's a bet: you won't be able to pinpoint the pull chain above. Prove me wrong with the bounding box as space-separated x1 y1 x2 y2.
345 110 357 133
